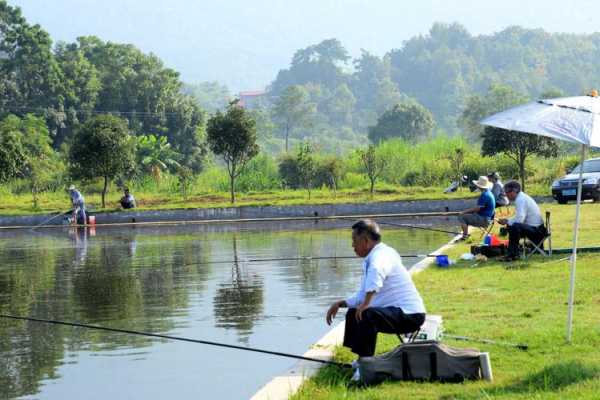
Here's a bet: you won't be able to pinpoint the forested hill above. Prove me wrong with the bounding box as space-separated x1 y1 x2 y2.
4 0 600 155
268 23 600 136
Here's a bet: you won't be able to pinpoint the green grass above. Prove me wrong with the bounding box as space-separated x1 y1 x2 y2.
0 183 550 216
291 202 600 400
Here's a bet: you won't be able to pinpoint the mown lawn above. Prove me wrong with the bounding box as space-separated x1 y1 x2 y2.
0 183 550 216
292 202 600 400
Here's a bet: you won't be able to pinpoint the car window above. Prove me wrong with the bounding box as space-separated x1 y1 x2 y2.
571 160 600 173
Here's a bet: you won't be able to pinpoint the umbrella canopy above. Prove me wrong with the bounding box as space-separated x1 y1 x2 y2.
481 96 600 146
481 94 600 342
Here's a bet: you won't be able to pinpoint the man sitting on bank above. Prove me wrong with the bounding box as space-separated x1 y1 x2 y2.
457 176 496 240
120 188 136 209
497 180 545 261
325 220 426 380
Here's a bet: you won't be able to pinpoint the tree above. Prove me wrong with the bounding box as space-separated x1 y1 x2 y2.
272 85 316 152
323 84 356 126
459 84 529 140
270 38 350 94
182 81 231 113
15 114 60 207
69 115 136 208
137 134 181 185
481 126 558 191
359 145 387 195
368 100 435 143
296 141 316 199
206 101 259 203
0 116 27 183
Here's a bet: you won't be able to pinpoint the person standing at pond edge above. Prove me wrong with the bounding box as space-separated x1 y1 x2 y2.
68 185 86 225
325 220 426 379
456 176 496 240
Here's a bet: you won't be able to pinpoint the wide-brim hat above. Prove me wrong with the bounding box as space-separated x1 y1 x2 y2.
68 185 76 191
473 176 493 190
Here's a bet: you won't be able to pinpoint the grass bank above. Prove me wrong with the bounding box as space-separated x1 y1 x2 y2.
0 183 549 216
292 202 600 400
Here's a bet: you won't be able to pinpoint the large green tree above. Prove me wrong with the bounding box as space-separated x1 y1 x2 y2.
481 127 558 191
69 115 136 208
206 101 259 203
368 100 435 143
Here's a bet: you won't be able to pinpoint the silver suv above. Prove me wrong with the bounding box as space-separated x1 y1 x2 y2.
552 158 600 204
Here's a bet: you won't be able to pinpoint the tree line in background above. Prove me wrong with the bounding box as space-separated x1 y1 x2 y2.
0 0 593 206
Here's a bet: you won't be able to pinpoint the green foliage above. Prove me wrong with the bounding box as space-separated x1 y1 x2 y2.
137 134 181 184
236 154 279 192
182 81 230 112
206 101 259 203
69 115 136 207
296 141 316 199
359 144 387 194
272 85 317 152
482 126 559 191
368 100 435 143
0 116 27 182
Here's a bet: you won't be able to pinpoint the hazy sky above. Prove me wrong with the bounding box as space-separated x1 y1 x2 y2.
9 0 600 91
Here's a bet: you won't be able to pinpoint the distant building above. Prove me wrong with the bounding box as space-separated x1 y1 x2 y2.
238 90 266 109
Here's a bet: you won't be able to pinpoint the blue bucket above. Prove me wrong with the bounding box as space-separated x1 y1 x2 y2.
436 255 450 267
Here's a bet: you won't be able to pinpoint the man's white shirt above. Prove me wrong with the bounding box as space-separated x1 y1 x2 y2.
507 192 543 226
345 242 426 314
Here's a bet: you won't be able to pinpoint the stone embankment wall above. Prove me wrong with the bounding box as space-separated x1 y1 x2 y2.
0 197 553 227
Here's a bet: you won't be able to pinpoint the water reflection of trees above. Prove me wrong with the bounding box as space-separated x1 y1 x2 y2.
213 235 264 342
0 228 214 398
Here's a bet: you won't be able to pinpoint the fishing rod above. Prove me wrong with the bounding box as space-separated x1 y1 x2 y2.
183 253 445 267
376 220 461 236
31 210 71 230
338 216 461 236
0 314 351 368
443 334 528 351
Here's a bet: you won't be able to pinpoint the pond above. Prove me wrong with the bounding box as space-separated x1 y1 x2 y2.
0 219 450 399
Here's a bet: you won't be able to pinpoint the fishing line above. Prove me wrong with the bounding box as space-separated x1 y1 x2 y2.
0 314 351 368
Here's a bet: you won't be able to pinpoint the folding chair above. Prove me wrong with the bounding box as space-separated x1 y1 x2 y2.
398 329 420 344
478 215 495 240
523 211 552 258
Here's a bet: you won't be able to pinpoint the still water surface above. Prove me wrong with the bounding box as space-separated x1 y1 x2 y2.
0 220 448 399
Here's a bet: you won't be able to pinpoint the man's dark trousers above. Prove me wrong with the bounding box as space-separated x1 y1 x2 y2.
507 223 546 256
343 307 425 357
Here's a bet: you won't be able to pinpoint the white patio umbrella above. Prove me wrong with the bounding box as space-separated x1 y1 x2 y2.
480 94 600 342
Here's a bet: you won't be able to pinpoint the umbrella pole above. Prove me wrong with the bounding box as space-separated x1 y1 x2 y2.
566 144 587 342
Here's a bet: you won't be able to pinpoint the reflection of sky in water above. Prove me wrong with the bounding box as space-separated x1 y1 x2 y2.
0 220 449 399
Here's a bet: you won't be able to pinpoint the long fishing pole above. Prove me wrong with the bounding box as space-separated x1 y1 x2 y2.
0 314 351 368
444 334 528 351
338 216 461 236
376 220 461 235
183 253 445 267
31 210 71 230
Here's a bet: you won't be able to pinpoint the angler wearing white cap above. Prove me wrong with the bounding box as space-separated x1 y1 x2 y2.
68 185 87 225
456 176 496 240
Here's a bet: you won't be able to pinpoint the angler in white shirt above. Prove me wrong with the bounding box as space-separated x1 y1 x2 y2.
497 180 546 261
325 220 426 359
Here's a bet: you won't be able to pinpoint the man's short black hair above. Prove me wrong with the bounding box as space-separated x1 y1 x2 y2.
352 219 381 241
504 180 521 194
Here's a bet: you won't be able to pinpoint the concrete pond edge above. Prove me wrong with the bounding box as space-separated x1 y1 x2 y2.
249 233 463 400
